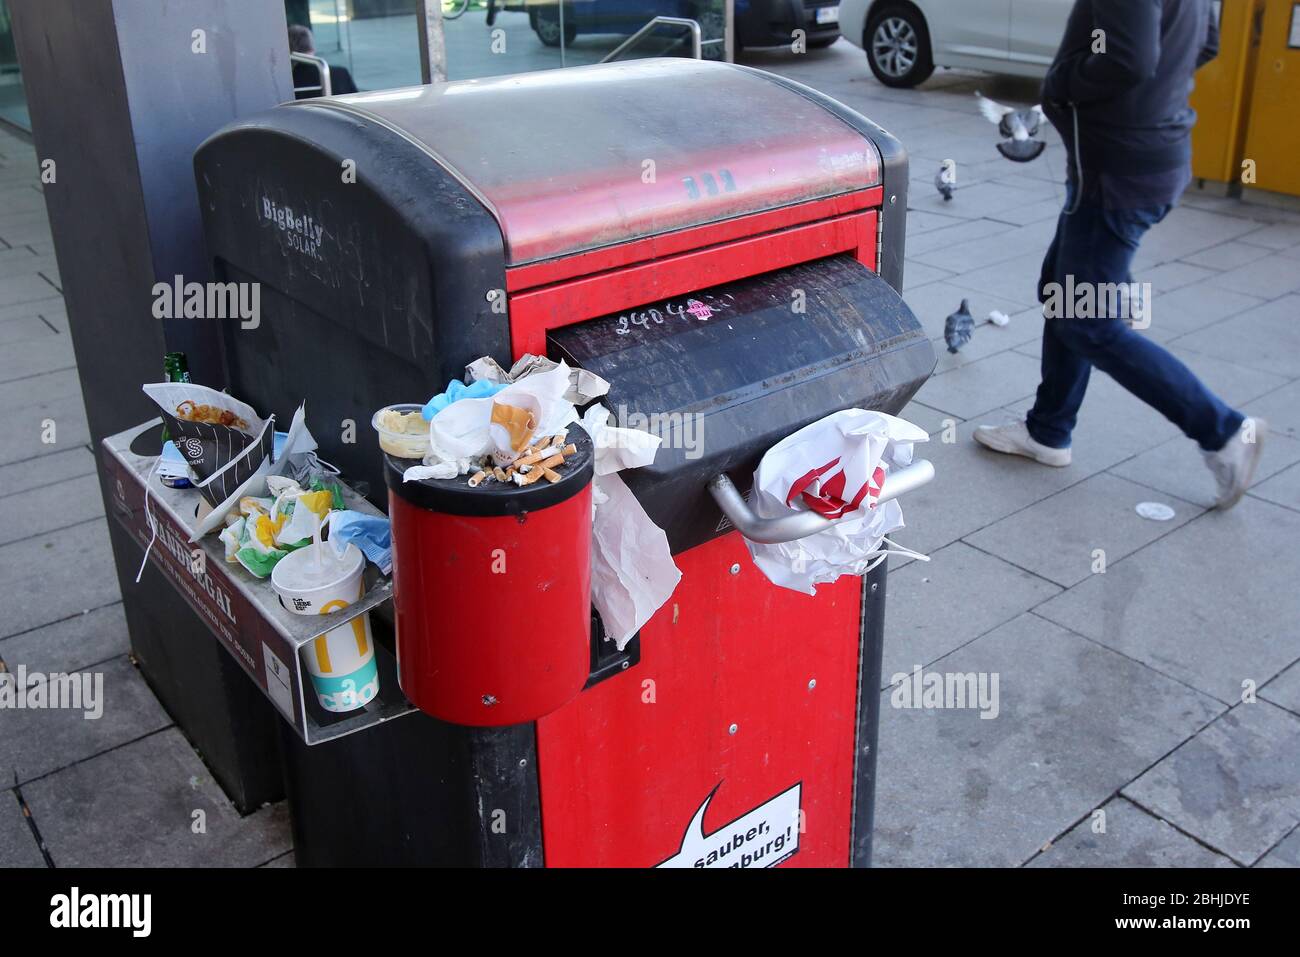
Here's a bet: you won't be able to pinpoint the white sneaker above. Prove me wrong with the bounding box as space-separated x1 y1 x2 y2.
1203 417 1268 510
973 420 1072 467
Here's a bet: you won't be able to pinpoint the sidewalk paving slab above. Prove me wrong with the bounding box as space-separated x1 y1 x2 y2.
881 541 1060 682
0 393 89 466
1175 295 1300 379
0 315 54 345
0 791 45 868
1036 497 1300 704
20 728 291 868
0 334 76 385
1248 379 1300 439
0 445 96 499
0 272 59 311
914 350 1041 420
1181 240 1283 273
0 655 170 786
1250 461 1300 512
1109 431 1300 510
1260 662 1300 716
0 474 105 547
873 612 1223 867
895 419 1090 555
1132 206 1264 271
0 518 121 638
1123 702 1300 866
1256 828 1300 868
1028 797 1237 868
0 295 64 323
964 473 1202 588
0 602 130 679
0 368 82 411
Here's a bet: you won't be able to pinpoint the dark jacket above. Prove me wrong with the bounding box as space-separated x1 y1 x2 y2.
292 61 358 99
1042 0 1219 176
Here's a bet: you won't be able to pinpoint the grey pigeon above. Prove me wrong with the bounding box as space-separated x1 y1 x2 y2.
944 300 974 354
934 164 955 201
976 92 1047 163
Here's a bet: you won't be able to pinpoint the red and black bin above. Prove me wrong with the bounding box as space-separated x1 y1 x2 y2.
194 58 935 867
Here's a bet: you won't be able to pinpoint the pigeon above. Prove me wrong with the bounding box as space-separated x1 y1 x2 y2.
934 164 956 201
943 302 1013 354
944 300 974 354
976 92 1048 163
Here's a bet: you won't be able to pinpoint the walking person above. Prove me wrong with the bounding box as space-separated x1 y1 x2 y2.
974 0 1267 509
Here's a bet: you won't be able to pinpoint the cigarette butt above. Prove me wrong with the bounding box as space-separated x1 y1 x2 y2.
493 466 507 482
515 450 545 468
468 470 488 487
539 454 564 470
520 466 547 485
562 443 577 457
512 471 528 486
505 466 515 478
542 467 561 483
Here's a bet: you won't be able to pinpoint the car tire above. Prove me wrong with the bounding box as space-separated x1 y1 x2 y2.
533 7 577 47
865 3 934 88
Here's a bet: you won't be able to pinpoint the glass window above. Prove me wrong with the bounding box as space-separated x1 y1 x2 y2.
0 0 30 131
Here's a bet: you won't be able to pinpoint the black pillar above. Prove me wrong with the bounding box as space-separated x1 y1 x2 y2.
10 0 296 811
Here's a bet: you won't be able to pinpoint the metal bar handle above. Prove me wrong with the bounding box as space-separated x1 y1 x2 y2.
707 459 935 545
600 16 703 63
290 52 332 97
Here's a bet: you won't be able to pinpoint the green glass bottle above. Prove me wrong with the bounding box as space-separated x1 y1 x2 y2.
160 352 193 488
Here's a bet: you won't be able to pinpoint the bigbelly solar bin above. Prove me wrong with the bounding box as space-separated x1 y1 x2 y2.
194 58 936 867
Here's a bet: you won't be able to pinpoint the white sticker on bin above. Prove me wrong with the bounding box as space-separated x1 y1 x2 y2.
658 783 801 869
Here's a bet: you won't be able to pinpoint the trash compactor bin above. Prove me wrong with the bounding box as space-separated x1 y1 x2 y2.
194 58 936 868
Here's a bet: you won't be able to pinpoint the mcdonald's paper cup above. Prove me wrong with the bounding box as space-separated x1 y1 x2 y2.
272 543 379 714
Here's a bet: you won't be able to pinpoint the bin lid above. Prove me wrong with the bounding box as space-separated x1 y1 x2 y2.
299 60 882 266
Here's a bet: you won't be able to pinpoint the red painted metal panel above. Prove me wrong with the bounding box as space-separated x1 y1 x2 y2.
505 189 883 292
535 532 862 868
389 488 593 727
508 210 878 360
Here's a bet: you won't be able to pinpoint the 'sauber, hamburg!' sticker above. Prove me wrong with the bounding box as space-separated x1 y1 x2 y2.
658 782 802 868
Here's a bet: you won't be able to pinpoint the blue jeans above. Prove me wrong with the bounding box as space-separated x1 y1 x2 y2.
1026 190 1243 452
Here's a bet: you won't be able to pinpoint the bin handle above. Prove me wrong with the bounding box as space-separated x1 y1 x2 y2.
707 459 935 545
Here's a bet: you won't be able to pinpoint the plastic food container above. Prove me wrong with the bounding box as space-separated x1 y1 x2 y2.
371 404 430 459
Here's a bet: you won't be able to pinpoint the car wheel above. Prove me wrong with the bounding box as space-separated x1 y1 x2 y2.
865 3 934 88
533 7 577 47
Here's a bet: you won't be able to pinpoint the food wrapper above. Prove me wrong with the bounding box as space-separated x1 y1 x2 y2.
142 382 273 510
224 511 290 578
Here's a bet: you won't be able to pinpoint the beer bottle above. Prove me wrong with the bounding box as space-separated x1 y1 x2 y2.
160 352 193 488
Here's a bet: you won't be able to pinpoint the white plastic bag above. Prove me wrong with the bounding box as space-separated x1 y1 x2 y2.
744 410 929 595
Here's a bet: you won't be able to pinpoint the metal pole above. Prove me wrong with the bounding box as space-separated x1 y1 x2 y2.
416 0 447 83
725 0 734 62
